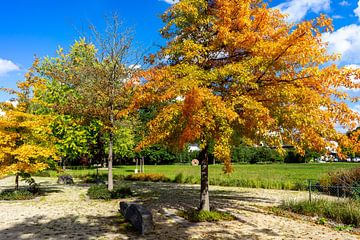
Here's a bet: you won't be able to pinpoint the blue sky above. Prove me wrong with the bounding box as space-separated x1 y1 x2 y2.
0 0 359 115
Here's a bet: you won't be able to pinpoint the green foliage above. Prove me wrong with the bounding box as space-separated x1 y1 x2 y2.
174 173 184 183
0 189 35 200
279 199 360 227
139 145 176 165
231 146 284 164
50 115 101 164
125 173 169 182
87 184 133 200
87 184 112 200
317 217 327 225
178 209 235 222
334 225 354 231
111 186 133 198
112 121 136 159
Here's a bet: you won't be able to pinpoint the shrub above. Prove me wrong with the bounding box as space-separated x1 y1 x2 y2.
87 185 112 200
320 167 360 198
81 174 107 184
87 184 133 200
0 189 35 200
125 173 169 182
174 173 184 183
111 186 133 198
178 209 235 222
279 199 360 227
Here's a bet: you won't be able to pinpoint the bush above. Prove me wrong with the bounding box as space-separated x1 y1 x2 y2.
87 185 112 200
178 209 235 222
80 174 107 184
0 189 35 200
320 167 360 198
87 184 133 200
125 173 169 182
232 146 284 164
174 173 184 183
279 199 360 227
111 186 133 198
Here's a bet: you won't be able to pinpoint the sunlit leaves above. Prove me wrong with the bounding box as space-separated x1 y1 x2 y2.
134 0 360 172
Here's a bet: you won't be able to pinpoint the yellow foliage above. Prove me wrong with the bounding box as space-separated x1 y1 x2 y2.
133 0 360 172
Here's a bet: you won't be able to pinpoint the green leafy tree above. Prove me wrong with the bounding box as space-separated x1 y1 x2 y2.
35 16 139 190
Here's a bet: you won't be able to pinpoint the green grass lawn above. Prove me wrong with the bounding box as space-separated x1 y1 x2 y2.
57 163 359 190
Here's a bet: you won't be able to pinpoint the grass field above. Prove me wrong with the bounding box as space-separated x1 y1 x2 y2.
55 163 360 190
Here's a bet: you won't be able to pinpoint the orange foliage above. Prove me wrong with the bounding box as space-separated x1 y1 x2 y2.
133 0 360 172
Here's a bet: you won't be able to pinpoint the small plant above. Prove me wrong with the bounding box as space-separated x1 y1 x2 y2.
81 174 107 184
87 184 133 200
174 173 184 183
125 173 169 182
87 185 112 200
111 186 133 198
334 225 354 231
0 189 34 200
177 209 236 222
317 217 327 225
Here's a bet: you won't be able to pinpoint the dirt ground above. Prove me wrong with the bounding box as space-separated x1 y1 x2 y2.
0 176 358 240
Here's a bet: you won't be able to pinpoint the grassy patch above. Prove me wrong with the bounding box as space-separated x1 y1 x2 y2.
0 189 36 200
278 199 360 227
177 209 236 222
44 163 360 190
87 184 133 200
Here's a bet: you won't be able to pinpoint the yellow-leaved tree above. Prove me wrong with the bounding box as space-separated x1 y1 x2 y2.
0 66 58 189
133 0 360 211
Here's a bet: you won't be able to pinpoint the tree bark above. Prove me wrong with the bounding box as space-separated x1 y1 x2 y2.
15 173 19 190
108 130 114 191
199 145 210 211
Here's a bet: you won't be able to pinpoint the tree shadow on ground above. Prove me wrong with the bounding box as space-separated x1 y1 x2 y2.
0 214 140 240
126 181 276 211
0 180 282 239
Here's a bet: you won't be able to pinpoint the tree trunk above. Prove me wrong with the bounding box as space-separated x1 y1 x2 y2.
108 130 114 191
199 145 210 211
15 173 19 190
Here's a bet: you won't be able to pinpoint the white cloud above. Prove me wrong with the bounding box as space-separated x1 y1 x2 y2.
354 1 360 20
322 24 360 64
339 1 350 7
160 0 179 4
332 15 344 19
275 0 330 23
0 58 20 76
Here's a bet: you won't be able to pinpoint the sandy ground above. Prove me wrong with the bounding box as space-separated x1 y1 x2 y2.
0 176 358 240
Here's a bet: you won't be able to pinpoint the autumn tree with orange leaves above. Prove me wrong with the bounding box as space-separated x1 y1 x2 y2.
133 0 360 211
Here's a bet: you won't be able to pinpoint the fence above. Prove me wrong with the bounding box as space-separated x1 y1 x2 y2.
307 179 360 202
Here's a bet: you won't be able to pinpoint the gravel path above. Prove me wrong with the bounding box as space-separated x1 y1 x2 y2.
0 176 358 240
